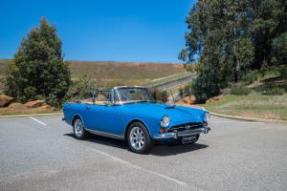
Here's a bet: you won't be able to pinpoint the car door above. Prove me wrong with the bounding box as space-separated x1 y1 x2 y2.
84 103 125 136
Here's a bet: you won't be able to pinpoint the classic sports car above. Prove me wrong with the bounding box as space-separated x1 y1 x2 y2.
63 86 210 153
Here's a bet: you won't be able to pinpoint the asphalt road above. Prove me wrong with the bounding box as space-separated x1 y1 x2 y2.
0 115 287 191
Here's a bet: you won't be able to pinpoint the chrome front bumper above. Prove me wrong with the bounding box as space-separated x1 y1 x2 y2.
153 126 211 140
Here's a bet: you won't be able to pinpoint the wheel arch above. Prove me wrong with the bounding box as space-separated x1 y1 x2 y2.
72 113 86 128
124 119 151 140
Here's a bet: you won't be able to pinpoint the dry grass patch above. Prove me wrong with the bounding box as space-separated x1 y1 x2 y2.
202 95 287 120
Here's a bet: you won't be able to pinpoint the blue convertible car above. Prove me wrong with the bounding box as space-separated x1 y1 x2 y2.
63 86 210 153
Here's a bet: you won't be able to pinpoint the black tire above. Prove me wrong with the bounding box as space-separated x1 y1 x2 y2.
73 117 88 139
127 122 152 154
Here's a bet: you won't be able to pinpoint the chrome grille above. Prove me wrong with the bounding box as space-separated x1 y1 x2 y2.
168 122 203 132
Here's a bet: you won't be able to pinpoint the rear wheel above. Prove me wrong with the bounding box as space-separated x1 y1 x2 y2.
73 118 88 139
127 122 152 154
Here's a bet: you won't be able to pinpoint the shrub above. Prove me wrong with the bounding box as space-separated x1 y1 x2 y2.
262 87 285 95
280 68 287 79
184 83 192 95
179 83 192 98
191 63 222 102
179 88 184 98
149 88 169 103
65 75 96 102
230 86 251 95
192 77 221 102
242 71 260 84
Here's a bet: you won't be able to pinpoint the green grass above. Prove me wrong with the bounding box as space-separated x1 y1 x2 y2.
198 66 287 121
203 94 287 120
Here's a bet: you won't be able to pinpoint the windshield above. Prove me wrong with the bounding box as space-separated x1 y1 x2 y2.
116 87 153 103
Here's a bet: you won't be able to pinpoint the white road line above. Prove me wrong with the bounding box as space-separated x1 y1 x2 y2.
88 147 188 188
29 117 47 126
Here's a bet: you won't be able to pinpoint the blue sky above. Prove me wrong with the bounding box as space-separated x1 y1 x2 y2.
0 0 195 63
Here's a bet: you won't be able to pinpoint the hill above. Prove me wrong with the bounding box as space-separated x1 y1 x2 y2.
67 60 184 80
198 67 287 121
0 59 185 90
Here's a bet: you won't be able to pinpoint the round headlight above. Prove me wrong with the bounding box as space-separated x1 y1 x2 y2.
160 116 170 128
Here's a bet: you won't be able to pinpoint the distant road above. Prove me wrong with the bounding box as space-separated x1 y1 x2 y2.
145 72 196 90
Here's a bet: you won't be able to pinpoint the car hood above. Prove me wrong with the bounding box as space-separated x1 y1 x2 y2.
120 102 207 126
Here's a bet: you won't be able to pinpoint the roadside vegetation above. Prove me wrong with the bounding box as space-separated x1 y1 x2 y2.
176 66 287 120
176 0 287 121
180 0 287 101
204 95 287 120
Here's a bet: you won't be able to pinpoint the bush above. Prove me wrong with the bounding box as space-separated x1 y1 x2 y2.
280 68 287 79
184 83 192 95
65 75 96 102
230 86 251 95
192 77 221 102
149 88 169 103
242 70 266 83
179 88 184 98
242 71 260 84
262 87 285 95
179 83 192 98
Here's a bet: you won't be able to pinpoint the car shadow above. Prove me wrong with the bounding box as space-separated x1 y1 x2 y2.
150 143 208 156
64 133 128 149
64 133 208 156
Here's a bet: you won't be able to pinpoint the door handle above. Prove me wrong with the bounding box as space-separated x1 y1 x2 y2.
86 106 91 110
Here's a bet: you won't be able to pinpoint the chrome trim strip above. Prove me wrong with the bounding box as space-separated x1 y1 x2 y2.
85 128 125 140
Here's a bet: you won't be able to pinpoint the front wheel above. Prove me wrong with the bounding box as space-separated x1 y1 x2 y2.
73 118 88 139
127 122 152 154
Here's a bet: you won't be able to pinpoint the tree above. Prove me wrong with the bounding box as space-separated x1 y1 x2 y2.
6 18 70 107
181 0 287 101
250 0 286 69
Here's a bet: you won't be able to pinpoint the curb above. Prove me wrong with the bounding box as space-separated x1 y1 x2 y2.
0 112 62 119
210 112 287 124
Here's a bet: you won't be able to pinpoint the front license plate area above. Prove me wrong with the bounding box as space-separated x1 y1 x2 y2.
181 135 197 144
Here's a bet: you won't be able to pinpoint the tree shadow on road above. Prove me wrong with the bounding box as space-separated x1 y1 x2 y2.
64 133 208 156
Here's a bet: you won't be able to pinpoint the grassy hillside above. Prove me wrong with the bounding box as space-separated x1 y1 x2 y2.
67 61 184 80
200 67 287 121
0 59 185 88
204 94 287 120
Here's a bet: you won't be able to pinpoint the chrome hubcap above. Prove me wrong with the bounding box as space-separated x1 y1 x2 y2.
74 119 83 137
129 126 145 150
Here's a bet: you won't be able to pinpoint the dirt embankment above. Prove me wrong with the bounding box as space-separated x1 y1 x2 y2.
0 95 54 115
